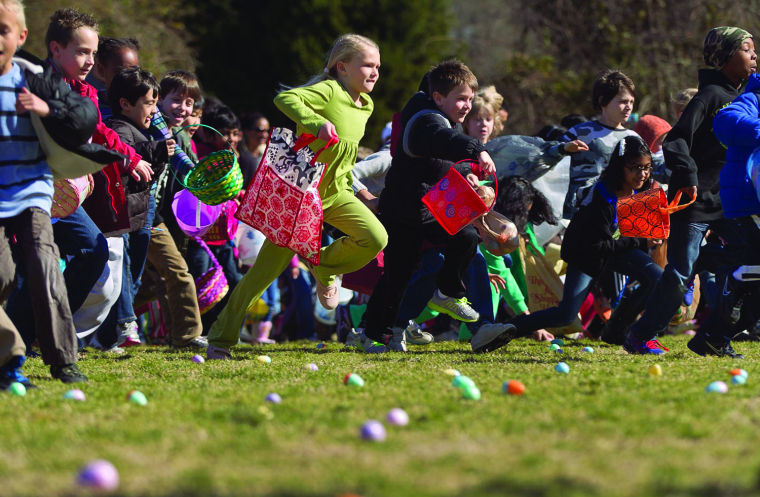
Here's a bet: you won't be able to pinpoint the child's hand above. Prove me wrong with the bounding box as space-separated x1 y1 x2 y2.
466 173 480 188
532 329 554 341
488 273 506 290
16 88 50 117
357 189 379 212
131 160 154 182
648 238 664 247
564 140 589 153
477 150 496 178
166 139 176 157
318 121 339 143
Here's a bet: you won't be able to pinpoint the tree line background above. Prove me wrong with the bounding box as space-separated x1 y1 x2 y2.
23 0 760 149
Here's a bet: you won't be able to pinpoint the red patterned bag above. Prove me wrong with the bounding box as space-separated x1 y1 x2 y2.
235 128 337 265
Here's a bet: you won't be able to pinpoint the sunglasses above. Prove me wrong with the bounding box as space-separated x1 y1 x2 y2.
254 127 270 133
625 163 653 173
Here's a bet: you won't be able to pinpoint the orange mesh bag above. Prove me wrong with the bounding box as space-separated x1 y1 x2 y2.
616 187 695 239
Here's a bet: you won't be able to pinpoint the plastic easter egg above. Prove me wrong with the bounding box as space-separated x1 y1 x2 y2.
386 408 409 426
63 389 85 401
8 382 25 397
451 375 475 390
731 375 747 385
305 363 319 371
126 390 147 406
502 380 525 395
344 373 365 387
461 385 481 400
555 362 570 374
550 338 564 346
316 343 325 350
705 381 728 393
360 420 386 441
77 460 119 491
729 368 748 378
648 364 663 376
191 354 205 364
582 346 594 353
549 343 561 351
554 348 564 354
683 329 697 336
443 368 461 377
256 355 272 364
265 392 282 404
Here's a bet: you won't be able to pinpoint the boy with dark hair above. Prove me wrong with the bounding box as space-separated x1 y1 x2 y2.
362 59 515 353
90 36 140 120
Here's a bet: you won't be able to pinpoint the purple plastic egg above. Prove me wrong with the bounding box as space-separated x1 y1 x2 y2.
191 354 205 363
265 393 282 404
360 420 386 442
306 363 319 371
77 459 119 491
386 408 409 426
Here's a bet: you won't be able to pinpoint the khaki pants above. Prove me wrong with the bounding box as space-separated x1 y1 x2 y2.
134 223 201 345
0 307 26 366
0 208 77 365
208 190 387 349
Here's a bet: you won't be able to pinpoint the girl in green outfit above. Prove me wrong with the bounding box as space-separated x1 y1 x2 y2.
207 34 387 359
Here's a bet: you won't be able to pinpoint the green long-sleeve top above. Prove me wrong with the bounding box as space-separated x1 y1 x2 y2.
274 79 373 200
482 223 544 315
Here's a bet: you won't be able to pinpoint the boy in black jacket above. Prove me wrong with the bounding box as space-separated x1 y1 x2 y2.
362 60 515 353
627 26 756 357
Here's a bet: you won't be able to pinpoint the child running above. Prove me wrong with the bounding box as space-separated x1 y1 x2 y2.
206 34 387 359
501 136 664 353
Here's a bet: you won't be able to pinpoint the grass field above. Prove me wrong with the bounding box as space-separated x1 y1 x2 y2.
2 334 760 497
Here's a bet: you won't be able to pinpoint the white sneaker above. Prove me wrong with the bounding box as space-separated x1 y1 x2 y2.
345 328 362 348
207 344 231 360
427 291 479 322
116 321 141 347
404 321 433 345
470 322 517 353
385 327 407 352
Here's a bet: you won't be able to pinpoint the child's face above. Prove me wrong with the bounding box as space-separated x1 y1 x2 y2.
0 7 27 76
96 48 139 88
622 155 652 192
433 83 474 124
466 109 494 144
120 88 157 130
50 26 98 81
158 89 194 127
244 117 270 148
600 88 634 127
722 38 757 84
181 110 202 137
337 47 380 99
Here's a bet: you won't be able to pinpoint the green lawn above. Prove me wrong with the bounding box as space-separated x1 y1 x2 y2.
2 335 760 497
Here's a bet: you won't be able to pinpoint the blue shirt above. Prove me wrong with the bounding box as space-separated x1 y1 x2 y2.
0 62 53 218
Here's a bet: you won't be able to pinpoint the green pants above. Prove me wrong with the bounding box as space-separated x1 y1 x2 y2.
208 190 387 349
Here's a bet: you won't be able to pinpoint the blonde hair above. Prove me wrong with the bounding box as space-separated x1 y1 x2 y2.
0 0 26 31
464 85 504 139
294 34 378 89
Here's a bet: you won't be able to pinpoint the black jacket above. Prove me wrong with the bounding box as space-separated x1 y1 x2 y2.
663 69 741 223
561 183 646 278
106 114 168 232
379 92 485 226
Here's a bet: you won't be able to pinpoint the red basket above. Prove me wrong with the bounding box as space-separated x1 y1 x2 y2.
422 162 496 235
617 187 695 239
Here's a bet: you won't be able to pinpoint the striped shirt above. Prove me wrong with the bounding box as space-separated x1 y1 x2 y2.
0 63 53 218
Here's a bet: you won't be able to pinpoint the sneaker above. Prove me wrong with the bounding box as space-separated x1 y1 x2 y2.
0 356 36 389
207 344 231 360
600 318 630 345
50 363 88 383
307 264 339 311
470 322 517 353
404 321 433 345
687 333 744 359
345 328 362 348
359 331 387 353
88 334 125 355
171 336 209 349
116 321 141 347
427 291 479 322
383 327 407 352
623 334 667 355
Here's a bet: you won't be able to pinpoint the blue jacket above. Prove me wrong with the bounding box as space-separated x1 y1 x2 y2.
713 73 760 218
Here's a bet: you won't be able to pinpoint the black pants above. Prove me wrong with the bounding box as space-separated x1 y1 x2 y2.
0 208 77 365
363 217 479 341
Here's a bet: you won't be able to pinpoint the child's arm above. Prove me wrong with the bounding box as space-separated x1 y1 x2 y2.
662 98 705 195
15 87 49 117
274 84 334 138
713 92 760 147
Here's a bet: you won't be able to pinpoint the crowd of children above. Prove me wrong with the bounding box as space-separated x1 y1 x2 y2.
2 0 760 390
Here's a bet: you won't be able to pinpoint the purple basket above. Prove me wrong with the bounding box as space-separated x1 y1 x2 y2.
194 237 229 314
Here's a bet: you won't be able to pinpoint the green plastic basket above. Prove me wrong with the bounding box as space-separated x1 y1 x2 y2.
175 124 243 206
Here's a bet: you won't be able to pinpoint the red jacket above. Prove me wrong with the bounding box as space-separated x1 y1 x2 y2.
70 78 142 235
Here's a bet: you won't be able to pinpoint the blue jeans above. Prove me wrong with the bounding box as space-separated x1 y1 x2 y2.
630 218 741 340
511 248 662 335
396 247 494 333
6 206 108 345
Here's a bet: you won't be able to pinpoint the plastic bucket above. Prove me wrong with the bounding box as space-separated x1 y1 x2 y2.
172 189 223 237
422 162 495 235
617 187 694 239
